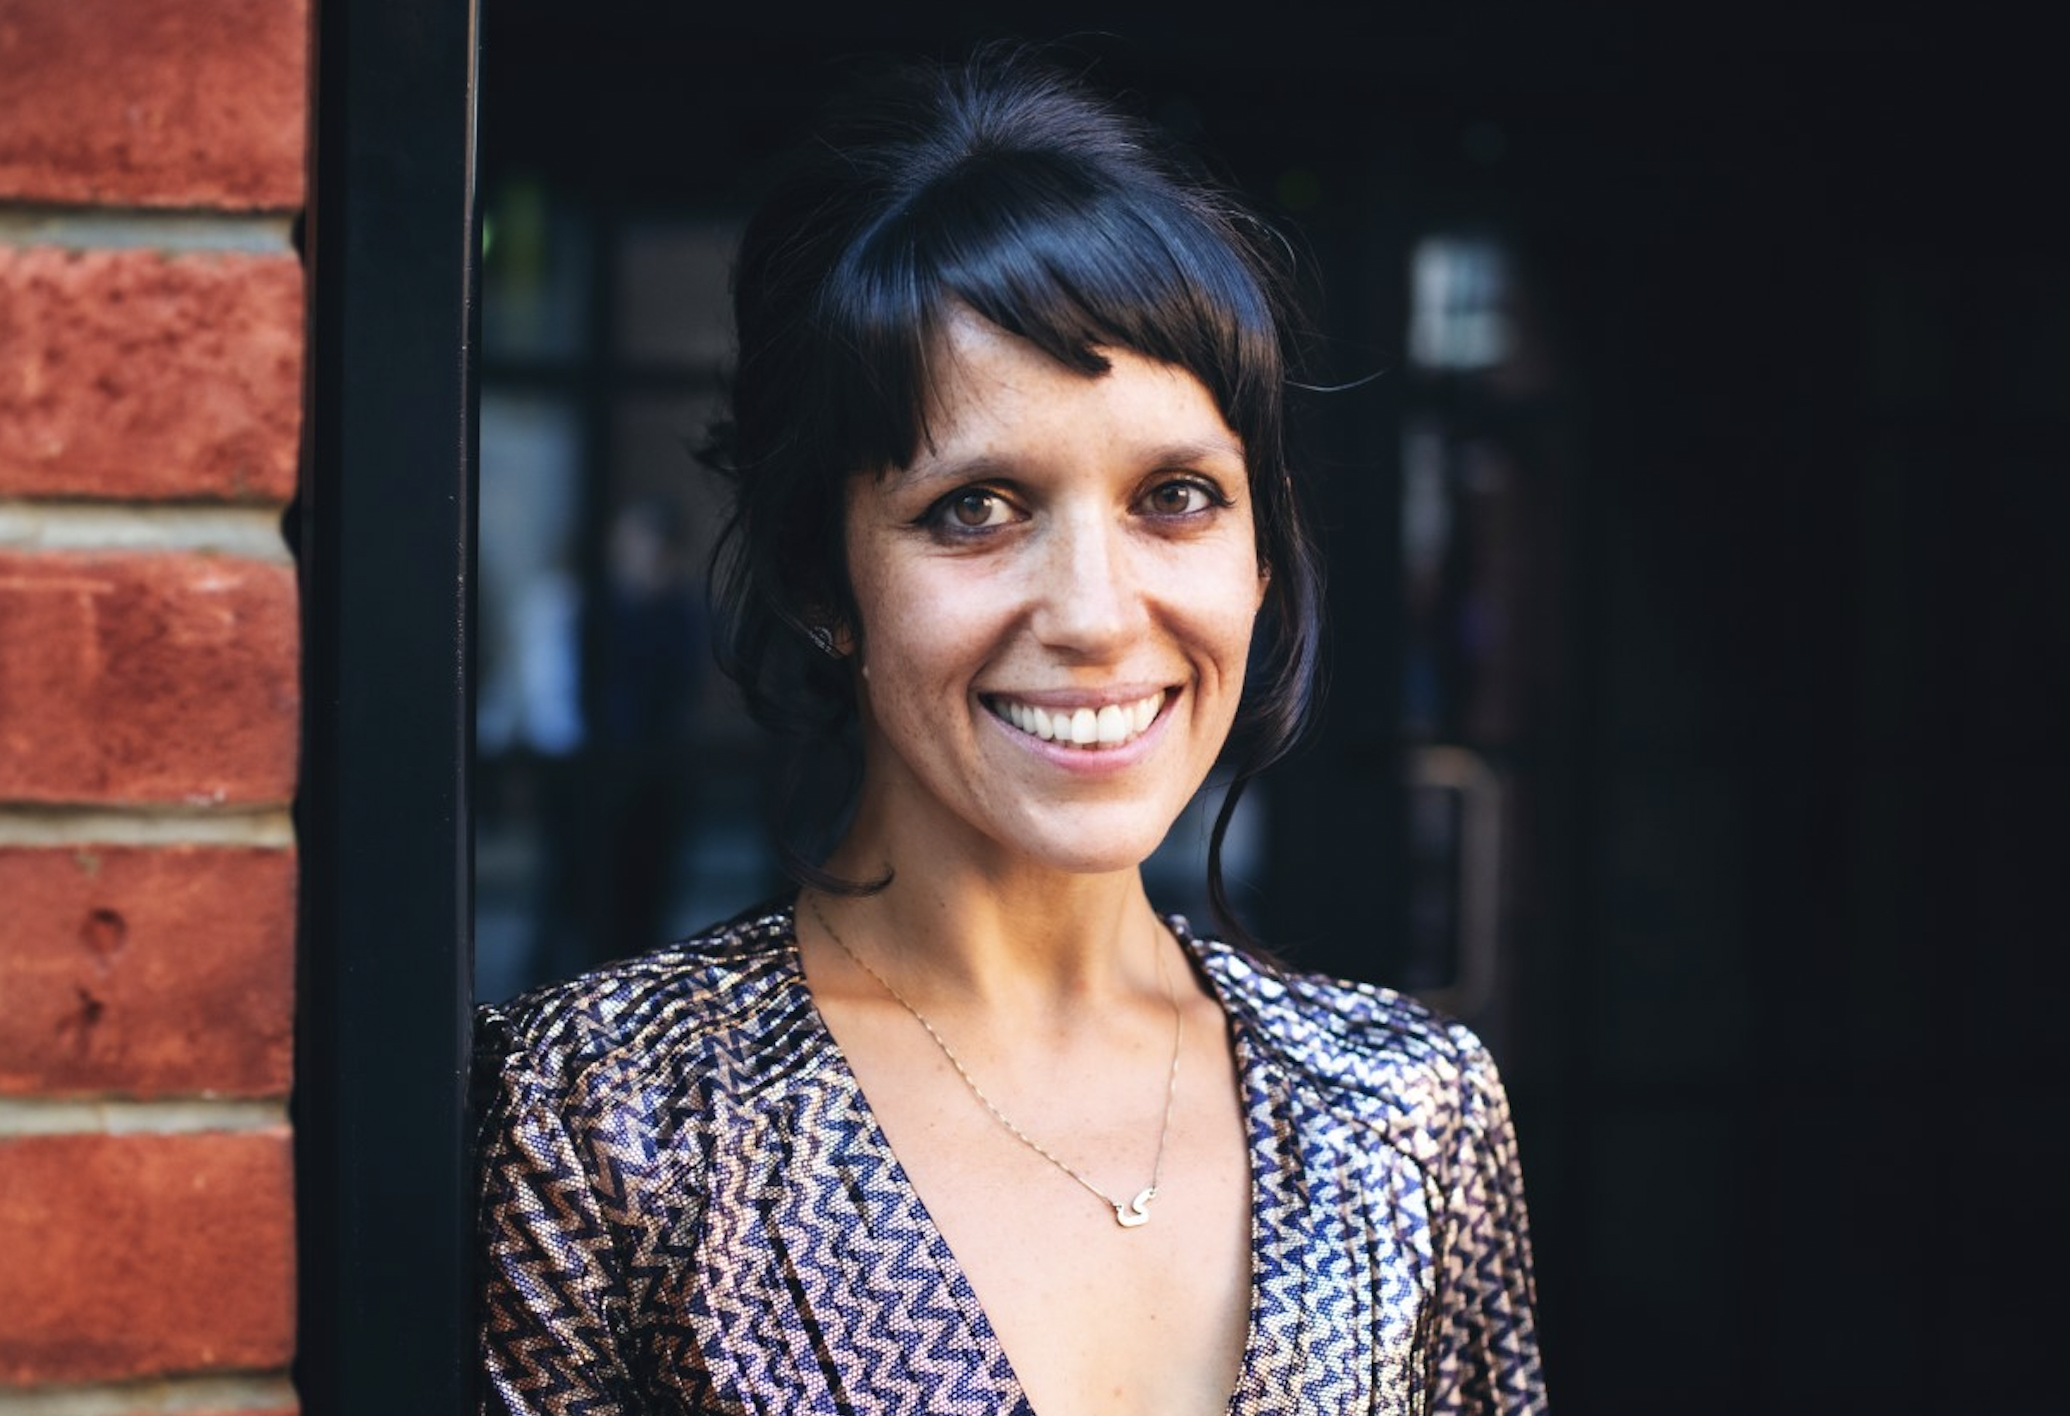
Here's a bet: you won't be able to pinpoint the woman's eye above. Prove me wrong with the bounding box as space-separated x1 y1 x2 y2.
1142 479 1220 516
931 488 1013 531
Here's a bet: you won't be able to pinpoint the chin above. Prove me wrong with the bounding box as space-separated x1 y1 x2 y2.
1027 844 1161 878
983 803 1184 879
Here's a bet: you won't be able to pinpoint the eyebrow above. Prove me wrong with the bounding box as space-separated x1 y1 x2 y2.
892 437 1248 490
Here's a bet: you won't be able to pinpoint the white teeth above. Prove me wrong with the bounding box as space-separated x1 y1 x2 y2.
989 692 1166 750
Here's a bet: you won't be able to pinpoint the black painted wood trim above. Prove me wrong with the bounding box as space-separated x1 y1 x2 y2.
295 0 481 1409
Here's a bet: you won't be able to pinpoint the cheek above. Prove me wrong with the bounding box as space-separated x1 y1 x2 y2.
1201 546 1272 648
1171 592 1265 721
850 557 994 692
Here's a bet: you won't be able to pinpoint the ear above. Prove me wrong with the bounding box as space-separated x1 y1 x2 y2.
792 604 852 658
805 620 858 659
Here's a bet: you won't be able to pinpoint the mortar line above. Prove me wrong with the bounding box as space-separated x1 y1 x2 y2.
0 1098 289 1138
0 1374 297 1416
0 503 293 561
0 807 296 849
0 205 296 255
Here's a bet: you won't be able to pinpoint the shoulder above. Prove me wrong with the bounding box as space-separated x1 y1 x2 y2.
474 899 809 1111
1181 922 1507 1147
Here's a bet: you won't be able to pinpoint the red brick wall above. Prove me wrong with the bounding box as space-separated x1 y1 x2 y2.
0 1 308 1409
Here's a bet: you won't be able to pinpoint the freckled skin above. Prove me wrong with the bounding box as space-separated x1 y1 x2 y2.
841 308 1268 884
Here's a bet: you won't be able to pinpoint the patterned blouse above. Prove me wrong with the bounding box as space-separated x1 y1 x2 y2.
476 903 1548 1414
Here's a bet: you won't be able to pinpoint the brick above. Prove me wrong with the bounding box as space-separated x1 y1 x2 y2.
0 847 294 1098
0 0 307 209
0 247 302 503
0 1130 294 1383
0 552 298 805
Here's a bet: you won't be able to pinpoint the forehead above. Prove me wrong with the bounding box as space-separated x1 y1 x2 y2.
909 308 1242 468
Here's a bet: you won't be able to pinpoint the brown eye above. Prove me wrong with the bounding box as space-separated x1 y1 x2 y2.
940 489 1009 529
1144 480 1216 516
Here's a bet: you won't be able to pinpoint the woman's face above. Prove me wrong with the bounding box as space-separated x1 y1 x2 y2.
842 308 1267 878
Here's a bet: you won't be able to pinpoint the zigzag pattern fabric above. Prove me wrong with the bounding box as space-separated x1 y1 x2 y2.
477 903 1548 1414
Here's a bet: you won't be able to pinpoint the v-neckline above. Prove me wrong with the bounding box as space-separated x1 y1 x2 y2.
777 905 1273 1416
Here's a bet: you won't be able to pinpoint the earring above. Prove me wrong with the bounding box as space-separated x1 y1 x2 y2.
808 624 840 658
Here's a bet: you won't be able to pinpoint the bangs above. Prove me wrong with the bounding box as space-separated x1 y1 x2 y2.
818 153 1286 473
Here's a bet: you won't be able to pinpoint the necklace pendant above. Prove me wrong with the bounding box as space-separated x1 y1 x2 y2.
1114 1187 1156 1228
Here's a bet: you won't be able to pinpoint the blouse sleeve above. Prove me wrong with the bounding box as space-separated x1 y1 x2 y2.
1431 1026 1549 1414
476 1009 639 1415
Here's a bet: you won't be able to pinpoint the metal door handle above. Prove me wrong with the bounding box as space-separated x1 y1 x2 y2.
1408 745 1503 1019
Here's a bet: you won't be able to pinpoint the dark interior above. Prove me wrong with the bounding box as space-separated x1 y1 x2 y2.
474 7 2068 1409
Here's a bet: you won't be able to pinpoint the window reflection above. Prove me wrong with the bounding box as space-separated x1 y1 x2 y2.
475 185 777 1003
1408 234 1513 373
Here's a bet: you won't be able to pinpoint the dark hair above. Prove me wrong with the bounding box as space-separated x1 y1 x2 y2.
704 49 1323 933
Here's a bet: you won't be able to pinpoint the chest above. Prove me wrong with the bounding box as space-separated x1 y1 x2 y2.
860 1017 1254 1416
633 1033 1442 1416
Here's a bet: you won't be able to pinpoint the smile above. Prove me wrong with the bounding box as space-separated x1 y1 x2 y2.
984 691 1167 750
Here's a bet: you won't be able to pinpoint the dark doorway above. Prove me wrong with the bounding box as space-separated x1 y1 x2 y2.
469 8 2069 1413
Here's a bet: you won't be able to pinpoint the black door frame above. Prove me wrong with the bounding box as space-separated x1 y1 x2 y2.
295 0 481 1409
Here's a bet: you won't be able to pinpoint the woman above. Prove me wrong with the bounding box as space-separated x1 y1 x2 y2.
477 52 1547 1415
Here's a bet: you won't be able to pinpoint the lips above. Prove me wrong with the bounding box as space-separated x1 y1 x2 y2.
983 690 1167 749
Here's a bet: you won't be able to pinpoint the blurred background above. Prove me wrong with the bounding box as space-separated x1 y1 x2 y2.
470 5 2067 1411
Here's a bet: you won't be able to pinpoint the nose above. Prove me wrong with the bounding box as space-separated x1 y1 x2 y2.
1030 509 1143 659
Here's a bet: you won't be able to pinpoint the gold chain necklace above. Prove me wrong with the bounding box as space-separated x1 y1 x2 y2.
804 894 1184 1230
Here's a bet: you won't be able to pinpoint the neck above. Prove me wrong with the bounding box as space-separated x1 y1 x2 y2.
811 857 1166 1017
